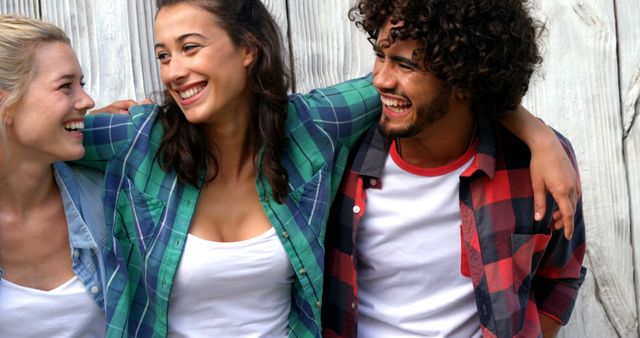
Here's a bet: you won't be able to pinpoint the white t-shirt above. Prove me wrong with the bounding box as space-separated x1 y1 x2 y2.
356 142 481 338
0 276 105 338
168 227 294 338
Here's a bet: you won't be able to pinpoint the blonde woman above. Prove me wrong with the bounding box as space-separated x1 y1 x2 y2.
0 15 106 337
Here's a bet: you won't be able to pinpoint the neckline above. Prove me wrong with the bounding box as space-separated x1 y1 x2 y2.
390 139 478 177
1 275 79 294
187 227 276 247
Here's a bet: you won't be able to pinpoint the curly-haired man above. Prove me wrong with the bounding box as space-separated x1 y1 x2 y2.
323 1 586 337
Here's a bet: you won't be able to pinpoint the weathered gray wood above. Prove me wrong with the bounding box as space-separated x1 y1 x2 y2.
39 0 141 107
260 0 290 89
560 255 619 337
125 0 161 102
616 0 640 333
0 0 40 18
523 0 637 336
286 0 374 93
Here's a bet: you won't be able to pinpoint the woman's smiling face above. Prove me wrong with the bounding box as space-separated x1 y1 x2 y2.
154 2 256 126
4 41 94 162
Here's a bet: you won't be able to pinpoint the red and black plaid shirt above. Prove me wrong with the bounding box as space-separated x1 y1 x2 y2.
322 118 587 338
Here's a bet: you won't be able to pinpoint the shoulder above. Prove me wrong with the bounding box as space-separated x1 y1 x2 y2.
286 75 377 120
55 162 104 194
128 104 163 130
492 121 578 166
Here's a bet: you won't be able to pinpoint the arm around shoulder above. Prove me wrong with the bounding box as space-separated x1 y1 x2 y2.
291 75 381 148
76 104 160 170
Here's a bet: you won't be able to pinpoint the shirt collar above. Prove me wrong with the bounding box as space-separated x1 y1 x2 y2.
53 162 99 249
352 117 499 180
461 117 497 179
351 126 391 178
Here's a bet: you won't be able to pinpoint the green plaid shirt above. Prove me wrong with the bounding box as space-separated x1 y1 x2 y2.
80 76 380 337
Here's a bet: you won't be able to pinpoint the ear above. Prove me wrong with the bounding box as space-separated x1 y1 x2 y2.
453 87 472 105
0 90 8 126
242 44 258 68
0 90 14 126
241 33 259 68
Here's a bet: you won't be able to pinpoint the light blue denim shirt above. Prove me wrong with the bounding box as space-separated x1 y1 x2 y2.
54 162 108 310
0 162 108 310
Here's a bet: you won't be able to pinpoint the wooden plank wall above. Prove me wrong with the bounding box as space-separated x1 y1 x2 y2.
617 0 640 330
2 0 639 336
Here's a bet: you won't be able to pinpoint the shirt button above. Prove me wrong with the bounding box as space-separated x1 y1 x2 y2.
73 249 80 258
90 286 100 294
369 178 377 186
282 231 289 238
351 301 357 309
299 267 306 275
316 301 322 309
264 195 270 202
353 205 361 214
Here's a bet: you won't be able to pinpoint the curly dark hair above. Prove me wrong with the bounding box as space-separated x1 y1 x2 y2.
350 0 543 119
156 0 290 203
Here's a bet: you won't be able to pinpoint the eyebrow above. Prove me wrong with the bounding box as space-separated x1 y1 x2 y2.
54 74 78 82
373 44 422 69
154 32 207 49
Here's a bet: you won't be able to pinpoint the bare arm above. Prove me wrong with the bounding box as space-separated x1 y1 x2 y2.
90 99 153 115
499 105 580 239
539 312 562 338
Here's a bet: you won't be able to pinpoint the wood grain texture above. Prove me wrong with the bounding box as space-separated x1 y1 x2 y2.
286 0 374 93
522 0 637 336
0 0 40 18
260 0 291 89
616 0 640 333
40 0 141 107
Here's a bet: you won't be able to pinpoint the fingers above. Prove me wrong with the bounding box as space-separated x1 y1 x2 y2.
89 99 141 115
532 177 546 221
554 192 576 240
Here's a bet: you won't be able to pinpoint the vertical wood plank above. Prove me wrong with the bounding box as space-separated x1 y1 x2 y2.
125 0 161 101
286 0 374 93
260 0 290 87
40 0 140 107
0 0 40 18
522 0 637 336
616 0 640 333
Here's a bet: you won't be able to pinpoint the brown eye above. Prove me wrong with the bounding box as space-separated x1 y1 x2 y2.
156 52 169 61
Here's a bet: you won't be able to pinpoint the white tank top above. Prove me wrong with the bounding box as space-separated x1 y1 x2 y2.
0 276 105 337
356 142 481 338
168 227 294 338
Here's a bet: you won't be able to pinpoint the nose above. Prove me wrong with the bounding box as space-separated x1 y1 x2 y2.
373 58 397 93
76 87 95 112
162 56 188 85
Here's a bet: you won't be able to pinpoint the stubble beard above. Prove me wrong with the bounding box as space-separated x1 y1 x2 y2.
378 85 451 138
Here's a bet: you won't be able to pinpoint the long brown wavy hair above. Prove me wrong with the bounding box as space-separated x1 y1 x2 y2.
156 0 290 203
350 0 543 119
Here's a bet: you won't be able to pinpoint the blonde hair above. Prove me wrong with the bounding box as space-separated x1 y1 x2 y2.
0 15 70 133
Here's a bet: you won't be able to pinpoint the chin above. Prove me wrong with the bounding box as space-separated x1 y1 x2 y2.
181 108 208 124
379 121 411 138
60 147 86 161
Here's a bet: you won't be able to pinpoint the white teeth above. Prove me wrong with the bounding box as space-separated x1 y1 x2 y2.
179 85 205 99
381 97 411 111
388 106 410 113
64 121 84 131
